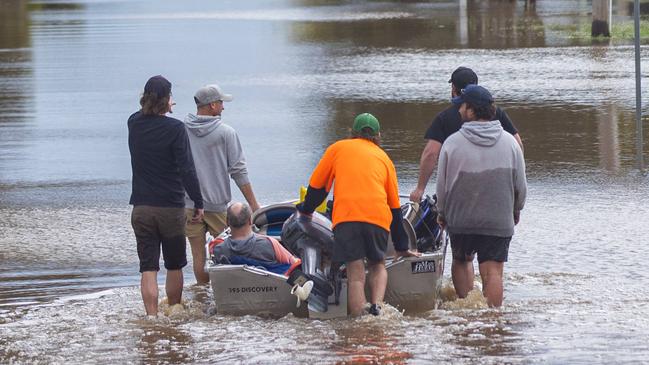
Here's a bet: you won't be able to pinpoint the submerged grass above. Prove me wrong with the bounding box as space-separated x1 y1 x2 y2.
550 20 649 41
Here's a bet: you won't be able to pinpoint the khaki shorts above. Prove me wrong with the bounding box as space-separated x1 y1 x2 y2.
185 209 227 238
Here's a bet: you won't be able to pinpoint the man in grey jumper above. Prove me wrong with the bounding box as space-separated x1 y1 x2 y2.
436 84 527 307
184 84 260 284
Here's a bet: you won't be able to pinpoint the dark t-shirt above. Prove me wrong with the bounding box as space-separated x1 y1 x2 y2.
128 111 203 209
424 104 518 143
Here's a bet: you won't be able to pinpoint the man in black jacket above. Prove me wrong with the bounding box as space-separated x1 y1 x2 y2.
409 67 523 203
128 75 204 316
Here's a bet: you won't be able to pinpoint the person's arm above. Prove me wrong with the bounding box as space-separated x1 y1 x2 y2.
390 208 408 250
211 241 231 264
298 185 328 215
239 183 260 213
513 133 524 152
513 145 527 225
435 145 448 227
386 160 420 257
173 125 204 221
498 108 524 152
409 139 442 202
225 129 260 212
297 146 335 215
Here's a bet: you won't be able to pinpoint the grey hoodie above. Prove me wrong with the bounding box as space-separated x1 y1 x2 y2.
212 233 277 264
183 114 250 212
436 120 527 237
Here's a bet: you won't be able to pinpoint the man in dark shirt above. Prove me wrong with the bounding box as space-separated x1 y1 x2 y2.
128 75 204 316
409 67 523 203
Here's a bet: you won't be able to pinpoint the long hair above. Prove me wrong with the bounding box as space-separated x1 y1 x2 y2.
140 92 170 115
351 127 381 145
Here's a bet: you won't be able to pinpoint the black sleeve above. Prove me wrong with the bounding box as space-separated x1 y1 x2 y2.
296 185 328 214
390 208 409 252
174 126 203 209
496 107 519 135
423 112 445 143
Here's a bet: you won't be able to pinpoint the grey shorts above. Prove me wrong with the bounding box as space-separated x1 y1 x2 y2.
332 222 388 263
450 233 511 264
131 205 187 272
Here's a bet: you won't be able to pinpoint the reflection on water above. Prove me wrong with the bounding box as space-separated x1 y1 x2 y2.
290 0 549 49
2 0 649 363
597 103 621 172
332 320 411 364
0 0 33 184
0 1 30 49
439 309 521 359
137 323 194 364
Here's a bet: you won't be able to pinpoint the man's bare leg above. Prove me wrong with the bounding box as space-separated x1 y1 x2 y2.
346 259 367 316
188 236 209 284
452 259 475 298
165 269 184 306
478 260 504 307
367 260 387 305
141 271 159 315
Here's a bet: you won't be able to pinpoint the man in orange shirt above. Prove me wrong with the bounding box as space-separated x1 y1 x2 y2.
297 113 418 316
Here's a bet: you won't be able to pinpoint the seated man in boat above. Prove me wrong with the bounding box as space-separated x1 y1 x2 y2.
211 202 300 276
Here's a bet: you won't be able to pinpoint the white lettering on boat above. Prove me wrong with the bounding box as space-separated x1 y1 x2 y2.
228 286 279 294
411 260 435 274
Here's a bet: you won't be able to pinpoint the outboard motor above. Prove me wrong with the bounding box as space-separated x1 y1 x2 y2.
282 212 338 312
409 195 443 253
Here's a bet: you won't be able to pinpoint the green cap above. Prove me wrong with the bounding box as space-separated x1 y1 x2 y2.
352 113 380 135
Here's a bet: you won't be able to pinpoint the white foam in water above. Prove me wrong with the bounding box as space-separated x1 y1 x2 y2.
54 289 116 304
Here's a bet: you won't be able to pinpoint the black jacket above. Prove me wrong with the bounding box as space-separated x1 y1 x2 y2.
128 111 203 209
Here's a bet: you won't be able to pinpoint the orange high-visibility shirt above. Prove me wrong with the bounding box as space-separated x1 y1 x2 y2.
308 138 401 231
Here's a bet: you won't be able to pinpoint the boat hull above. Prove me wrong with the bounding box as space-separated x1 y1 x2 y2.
208 265 306 317
384 250 446 313
208 199 448 317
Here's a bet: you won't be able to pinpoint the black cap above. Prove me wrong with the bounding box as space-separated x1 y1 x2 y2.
144 75 172 98
448 67 478 90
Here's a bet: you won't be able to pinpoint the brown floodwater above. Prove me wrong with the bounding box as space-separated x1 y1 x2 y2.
1 0 649 363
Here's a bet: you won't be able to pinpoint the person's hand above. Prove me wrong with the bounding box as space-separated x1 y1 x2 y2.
191 208 204 224
409 188 424 203
436 215 446 230
296 209 312 222
395 249 421 258
514 211 520 225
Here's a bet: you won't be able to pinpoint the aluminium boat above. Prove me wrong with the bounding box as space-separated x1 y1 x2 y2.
207 196 448 318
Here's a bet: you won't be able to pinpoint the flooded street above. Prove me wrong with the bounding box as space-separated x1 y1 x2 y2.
2 0 649 363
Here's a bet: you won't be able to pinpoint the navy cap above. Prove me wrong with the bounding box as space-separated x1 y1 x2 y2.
451 84 494 108
144 75 172 98
448 67 478 90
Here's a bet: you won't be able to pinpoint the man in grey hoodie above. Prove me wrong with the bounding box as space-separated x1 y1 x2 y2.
184 84 260 284
436 84 527 307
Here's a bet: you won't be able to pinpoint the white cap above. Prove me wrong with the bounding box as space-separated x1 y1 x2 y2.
193 84 233 106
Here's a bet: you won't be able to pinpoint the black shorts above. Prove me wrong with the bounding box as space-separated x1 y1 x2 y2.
450 233 511 264
131 205 187 272
332 222 388 263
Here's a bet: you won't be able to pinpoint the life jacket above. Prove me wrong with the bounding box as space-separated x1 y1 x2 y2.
265 236 301 276
208 236 224 254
